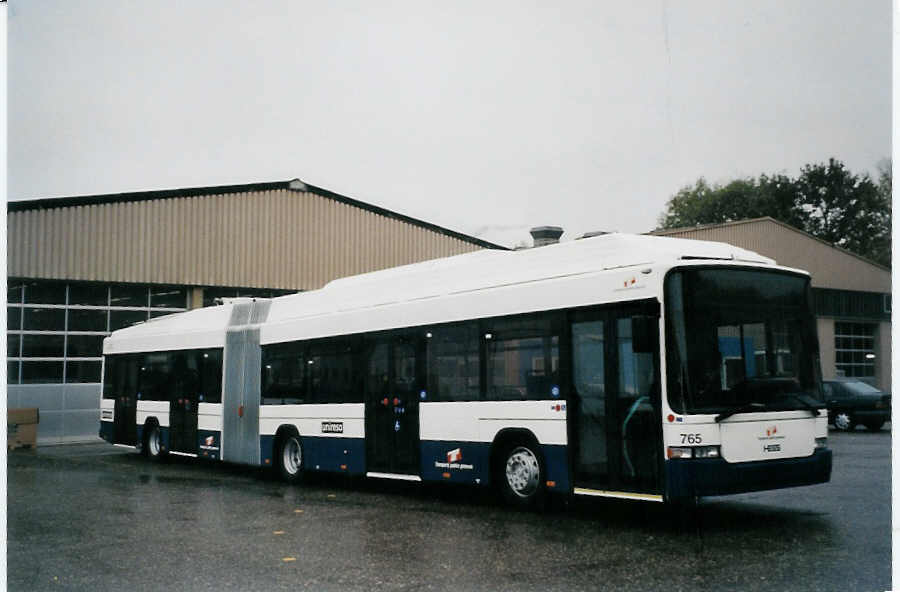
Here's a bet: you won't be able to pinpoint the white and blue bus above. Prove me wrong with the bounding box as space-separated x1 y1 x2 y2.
100 233 831 506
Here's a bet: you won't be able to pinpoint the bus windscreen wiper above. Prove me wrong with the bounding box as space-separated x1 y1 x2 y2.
715 402 766 423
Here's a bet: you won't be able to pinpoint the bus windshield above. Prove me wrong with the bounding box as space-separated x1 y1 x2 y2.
665 268 823 415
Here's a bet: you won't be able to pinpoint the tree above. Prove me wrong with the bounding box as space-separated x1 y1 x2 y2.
794 159 890 266
657 158 891 267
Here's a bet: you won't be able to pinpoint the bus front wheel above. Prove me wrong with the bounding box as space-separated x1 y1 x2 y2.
497 443 545 509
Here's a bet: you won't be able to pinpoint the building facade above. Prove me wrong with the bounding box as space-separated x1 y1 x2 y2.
653 217 892 392
7 179 502 443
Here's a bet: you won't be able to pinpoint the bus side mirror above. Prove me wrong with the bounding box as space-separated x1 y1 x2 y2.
632 315 656 353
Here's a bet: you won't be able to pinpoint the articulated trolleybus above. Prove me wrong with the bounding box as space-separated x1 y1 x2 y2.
100 233 831 506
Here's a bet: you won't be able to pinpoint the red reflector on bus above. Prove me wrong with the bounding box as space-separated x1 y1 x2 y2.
667 414 674 423
264 458 270 464
546 481 556 488
442 472 451 479
340 464 347 470
238 405 244 417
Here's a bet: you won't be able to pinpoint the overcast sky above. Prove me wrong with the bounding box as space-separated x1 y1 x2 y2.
8 1 891 247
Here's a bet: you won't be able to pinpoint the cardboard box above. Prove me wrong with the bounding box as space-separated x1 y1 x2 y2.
8 408 39 450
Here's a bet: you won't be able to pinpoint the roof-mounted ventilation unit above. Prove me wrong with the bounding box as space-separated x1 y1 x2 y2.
530 226 564 247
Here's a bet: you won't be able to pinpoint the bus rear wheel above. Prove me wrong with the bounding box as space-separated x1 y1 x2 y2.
144 423 166 462
277 433 304 484
498 443 545 509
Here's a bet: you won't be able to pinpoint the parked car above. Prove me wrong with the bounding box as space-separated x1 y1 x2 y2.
823 378 891 431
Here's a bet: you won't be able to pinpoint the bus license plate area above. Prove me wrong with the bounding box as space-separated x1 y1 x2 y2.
719 419 815 463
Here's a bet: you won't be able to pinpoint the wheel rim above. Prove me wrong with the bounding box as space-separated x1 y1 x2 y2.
834 413 851 431
282 437 302 475
505 446 540 498
148 428 160 456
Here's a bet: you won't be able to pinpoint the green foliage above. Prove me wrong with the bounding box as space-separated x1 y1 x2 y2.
657 158 891 267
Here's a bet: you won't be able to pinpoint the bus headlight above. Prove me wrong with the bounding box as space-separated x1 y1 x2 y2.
666 446 720 459
693 445 720 458
815 437 827 449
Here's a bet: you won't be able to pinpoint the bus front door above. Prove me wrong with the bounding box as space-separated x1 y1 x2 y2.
365 334 423 476
570 313 609 487
570 304 663 494
609 313 662 493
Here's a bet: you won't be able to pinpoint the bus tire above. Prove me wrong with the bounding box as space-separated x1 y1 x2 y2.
144 422 166 462
276 432 304 484
497 441 545 509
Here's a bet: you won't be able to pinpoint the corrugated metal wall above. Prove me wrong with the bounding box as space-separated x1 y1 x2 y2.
8 188 483 290
654 219 891 293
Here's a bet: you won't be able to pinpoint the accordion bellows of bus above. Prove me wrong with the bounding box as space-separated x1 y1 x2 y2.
100 232 831 506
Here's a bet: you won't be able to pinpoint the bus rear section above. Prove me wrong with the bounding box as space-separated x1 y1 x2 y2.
660 267 832 500
99 349 224 458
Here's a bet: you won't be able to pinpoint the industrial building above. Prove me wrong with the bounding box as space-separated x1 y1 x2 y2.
7 179 502 443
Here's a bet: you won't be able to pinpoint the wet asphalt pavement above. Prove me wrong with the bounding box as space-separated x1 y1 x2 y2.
8 427 891 592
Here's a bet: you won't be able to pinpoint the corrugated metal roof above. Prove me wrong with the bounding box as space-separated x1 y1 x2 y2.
9 178 506 251
8 186 498 290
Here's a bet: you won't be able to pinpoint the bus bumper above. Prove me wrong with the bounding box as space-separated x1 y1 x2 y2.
664 448 832 501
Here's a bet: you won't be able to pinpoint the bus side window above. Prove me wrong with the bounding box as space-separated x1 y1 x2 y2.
104 354 140 400
140 352 172 402
485 313 561 401
262 342 306 405
199 349 223 404
308 338 360 404
427 323 480 402
102 356 119 399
